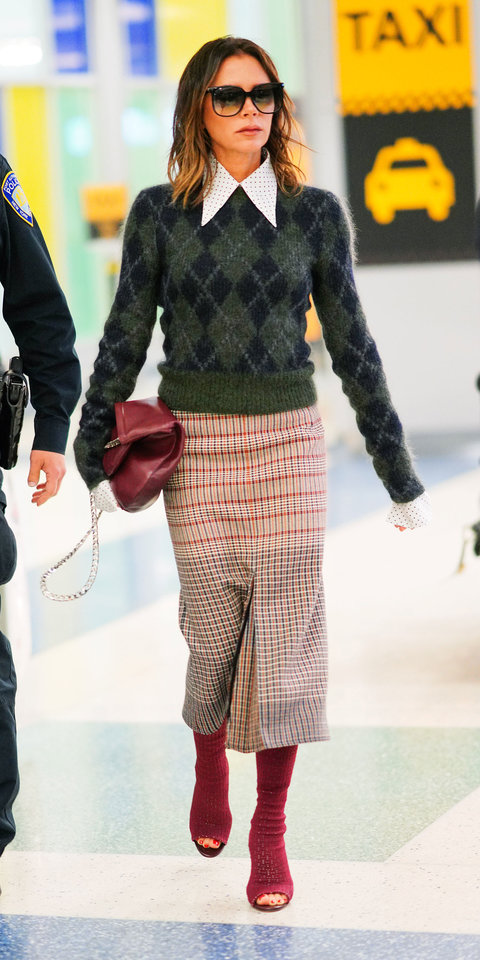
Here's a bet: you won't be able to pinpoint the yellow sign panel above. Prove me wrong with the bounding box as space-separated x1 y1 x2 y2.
306 296 322 342
81 185 128 238
334 1 474 114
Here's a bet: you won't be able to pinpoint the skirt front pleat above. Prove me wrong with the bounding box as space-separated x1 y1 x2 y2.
162 404 329 752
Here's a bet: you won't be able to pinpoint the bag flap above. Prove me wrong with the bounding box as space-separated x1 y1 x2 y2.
114 397 177 444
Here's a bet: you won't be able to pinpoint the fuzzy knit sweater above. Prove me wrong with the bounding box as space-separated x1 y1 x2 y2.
74 183 424 504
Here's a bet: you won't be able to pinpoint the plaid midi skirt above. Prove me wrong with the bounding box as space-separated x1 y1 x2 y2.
163 404 329 753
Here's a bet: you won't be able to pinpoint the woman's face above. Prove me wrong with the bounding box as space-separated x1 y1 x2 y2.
202 54 273 169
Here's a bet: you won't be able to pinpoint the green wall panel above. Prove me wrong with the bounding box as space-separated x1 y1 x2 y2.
265 0 305 98
123 87 175 197
227 0 305 98
58 88 101 339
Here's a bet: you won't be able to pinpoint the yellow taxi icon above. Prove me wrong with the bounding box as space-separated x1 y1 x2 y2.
364 137 455 224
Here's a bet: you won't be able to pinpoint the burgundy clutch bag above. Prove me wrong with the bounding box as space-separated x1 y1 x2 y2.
40 397 185 601
103 397 185 512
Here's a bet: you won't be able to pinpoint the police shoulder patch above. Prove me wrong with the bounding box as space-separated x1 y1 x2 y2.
2 171 33 226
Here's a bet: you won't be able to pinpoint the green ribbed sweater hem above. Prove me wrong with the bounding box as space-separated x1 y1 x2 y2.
157 365 316 415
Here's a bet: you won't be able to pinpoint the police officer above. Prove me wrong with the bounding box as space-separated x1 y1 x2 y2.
0 153 81 878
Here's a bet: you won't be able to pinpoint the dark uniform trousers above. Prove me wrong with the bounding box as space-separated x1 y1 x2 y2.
0 470 19 855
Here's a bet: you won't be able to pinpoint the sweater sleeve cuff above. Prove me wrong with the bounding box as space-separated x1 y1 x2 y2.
386 491 432 529
32 416 70 454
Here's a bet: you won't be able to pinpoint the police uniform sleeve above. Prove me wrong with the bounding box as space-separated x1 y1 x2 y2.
0 156 81 454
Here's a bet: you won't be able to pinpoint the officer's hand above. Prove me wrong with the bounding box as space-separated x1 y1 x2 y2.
28 451 66 506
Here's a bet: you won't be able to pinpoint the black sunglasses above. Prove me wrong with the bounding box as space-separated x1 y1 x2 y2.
206 82 284 117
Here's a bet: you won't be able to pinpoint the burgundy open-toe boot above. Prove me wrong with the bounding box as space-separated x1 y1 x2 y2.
246 744 297 910
190 719 232 858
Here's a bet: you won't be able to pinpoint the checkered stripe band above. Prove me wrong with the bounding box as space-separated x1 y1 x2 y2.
163 404 329 753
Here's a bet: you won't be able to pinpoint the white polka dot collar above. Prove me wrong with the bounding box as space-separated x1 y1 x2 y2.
201 153 278 227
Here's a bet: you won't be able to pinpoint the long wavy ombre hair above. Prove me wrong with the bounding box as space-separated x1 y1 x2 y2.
168 36 305 207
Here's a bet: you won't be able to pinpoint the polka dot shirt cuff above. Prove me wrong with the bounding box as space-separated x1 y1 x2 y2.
386 491 432 529
93 480 118 513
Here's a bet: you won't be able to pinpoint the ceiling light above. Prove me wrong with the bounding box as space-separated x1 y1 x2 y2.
0 37 43 68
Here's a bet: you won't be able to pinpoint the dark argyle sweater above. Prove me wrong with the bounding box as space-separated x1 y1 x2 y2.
74 183 424 503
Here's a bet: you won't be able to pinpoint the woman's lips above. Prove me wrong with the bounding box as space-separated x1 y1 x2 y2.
237 126 262 133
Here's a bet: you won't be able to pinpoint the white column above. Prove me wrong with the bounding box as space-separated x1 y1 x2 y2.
91 0 125 181
299 0 345 195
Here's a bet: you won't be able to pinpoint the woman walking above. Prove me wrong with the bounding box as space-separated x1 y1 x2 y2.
74 36 430 911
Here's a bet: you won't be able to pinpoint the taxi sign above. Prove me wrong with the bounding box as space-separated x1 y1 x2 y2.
334 0 474 114
364 137 455 224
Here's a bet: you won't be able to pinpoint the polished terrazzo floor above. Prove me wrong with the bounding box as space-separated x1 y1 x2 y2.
1 405 479 959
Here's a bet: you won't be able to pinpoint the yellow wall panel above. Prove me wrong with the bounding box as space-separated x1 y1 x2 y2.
159 0 228 81
4 87 56 259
